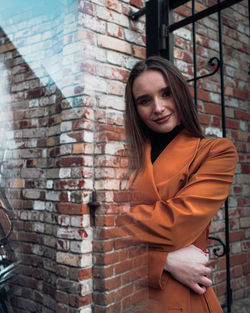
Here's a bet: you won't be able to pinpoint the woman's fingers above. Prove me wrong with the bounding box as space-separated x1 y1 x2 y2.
199 276 212 288
203 266 212 276
190 283 207 295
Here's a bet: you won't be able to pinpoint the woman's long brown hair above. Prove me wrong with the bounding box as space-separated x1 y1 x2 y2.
125 56 203 179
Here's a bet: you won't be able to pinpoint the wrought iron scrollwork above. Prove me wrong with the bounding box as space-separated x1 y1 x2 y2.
187 57 221 83
208 236 226 257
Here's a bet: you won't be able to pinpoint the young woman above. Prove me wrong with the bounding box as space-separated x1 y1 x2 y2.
125 56 237 313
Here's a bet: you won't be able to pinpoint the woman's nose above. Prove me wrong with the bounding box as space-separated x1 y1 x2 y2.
154 98 165 113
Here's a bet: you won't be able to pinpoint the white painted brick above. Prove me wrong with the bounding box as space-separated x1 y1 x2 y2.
83 131 94 143
78 13 106 33
105 142 125 155
95 179 120 190
60 133 77 144
84 74 107 94
33 222 45 233
61 121 73 132
209 92 220 104
226 98 239 108
174 28 192 41
174 59 188 73
70 240 92 253
79 307 92 313
80 278 92 295
45 202 55 212
46 191 60 201
205 127 222 138
98 95 125 111
33 201 45 211
29 99 39 107
46 180 53 189
60 144 72 155
58 215 70 227
107 50 128 66
83 45 107 62
59 168 71 178
124 29 144 45
239 121 247 131
71 215 90 228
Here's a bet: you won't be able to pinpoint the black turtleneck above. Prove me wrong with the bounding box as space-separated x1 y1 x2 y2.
149 125 184 163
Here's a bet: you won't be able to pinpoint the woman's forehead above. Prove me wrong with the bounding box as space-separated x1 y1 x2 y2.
132 70 169 96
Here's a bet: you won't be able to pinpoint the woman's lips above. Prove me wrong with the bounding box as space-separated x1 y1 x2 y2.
154 114 172 124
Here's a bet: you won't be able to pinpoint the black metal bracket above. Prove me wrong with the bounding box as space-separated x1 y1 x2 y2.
87 190 100 227
130 7 146 21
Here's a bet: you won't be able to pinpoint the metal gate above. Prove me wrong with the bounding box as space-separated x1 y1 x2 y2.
130 1 246 312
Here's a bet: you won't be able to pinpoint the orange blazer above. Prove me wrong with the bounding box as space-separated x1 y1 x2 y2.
129 129 237 313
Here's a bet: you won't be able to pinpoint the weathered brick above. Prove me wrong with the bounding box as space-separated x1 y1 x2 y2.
98 35 132 54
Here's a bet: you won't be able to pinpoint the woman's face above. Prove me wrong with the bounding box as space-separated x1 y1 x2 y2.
132 70 181 133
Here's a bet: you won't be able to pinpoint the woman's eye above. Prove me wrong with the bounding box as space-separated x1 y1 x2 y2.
139 98 150 105
163 89 171 97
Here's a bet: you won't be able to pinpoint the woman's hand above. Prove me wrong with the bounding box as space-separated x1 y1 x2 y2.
165 244 212 295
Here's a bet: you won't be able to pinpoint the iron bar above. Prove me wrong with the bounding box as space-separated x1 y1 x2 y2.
192 0 197 108
168 0 244 33
130 7 146 21
217 1 232 311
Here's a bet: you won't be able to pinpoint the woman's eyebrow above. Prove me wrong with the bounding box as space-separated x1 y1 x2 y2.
134 94 148 102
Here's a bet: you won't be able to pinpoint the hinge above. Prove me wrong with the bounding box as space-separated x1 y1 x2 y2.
160 24 168 50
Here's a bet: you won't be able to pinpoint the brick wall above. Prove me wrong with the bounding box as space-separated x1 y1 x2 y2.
0 0 249 312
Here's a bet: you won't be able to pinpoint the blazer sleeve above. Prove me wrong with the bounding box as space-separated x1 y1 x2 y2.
129 138 237 250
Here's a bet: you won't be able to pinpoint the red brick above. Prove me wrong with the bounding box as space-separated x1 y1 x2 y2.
205 103 222 115
95 215 115 227
234 109 250 121
230 253 247 266
198 113 211 125
95 251 120 265
243 263 250 275
130 0 144 9
232 265 243 278
226 119 239 129
241 164 250 174
56 203 89 215
229 230 244 242
95 227 120 240
233 88 249 100
59 157 85 167
115 259 133 275
93 240 114 253
116 285 133 301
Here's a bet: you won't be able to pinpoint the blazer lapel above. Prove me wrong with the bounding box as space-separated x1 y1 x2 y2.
153 130 200 184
